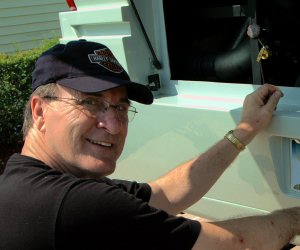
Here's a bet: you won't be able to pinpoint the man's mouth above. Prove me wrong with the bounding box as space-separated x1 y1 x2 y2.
87 138 112 147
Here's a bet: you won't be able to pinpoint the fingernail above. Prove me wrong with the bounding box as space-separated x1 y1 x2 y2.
275 91 284 97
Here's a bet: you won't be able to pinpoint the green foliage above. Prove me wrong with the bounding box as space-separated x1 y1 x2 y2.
0 38 58 146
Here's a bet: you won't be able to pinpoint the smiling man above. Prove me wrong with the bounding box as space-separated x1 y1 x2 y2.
1 39 300 250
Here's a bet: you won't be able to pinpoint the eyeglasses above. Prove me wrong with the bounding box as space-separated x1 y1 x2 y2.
42 95 138 122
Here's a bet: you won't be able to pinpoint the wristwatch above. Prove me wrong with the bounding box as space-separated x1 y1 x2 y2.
224 130 245 151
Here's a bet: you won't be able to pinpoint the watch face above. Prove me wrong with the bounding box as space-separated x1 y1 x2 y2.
225 131 245 151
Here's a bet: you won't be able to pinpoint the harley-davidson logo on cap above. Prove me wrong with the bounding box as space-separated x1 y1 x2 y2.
88 48 123 73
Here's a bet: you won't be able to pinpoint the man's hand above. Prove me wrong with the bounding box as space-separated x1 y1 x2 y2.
235 84 283 145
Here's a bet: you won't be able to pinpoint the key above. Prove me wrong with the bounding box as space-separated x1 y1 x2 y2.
257 46 269 62
256 39 270 62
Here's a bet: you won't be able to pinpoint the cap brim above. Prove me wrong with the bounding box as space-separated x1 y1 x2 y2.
57 75 153 105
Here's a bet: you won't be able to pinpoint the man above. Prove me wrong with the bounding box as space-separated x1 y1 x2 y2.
0 39 299 250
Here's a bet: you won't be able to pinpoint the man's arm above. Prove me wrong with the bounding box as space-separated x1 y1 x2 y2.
193 207 300 250
148 84 283 214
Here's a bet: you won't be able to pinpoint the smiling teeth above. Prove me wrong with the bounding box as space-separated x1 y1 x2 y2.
89 139 112 147
100 142 112 147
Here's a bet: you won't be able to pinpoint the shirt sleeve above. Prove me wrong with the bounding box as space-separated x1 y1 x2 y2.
103 177 152 202
55 178 201 250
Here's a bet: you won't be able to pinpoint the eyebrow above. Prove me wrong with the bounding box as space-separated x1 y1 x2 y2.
85 93 131 104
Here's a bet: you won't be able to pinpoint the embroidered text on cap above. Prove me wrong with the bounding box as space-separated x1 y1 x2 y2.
88 48 123 73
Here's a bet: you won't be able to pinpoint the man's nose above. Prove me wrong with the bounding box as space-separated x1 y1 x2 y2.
95 108 124 134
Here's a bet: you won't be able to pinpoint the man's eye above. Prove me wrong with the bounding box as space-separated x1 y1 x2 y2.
116 104 128 112
80 99 96 106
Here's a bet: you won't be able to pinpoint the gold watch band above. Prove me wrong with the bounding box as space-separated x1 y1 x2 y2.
224 130 245 151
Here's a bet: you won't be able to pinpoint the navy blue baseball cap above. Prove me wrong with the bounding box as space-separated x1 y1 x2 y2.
32 39 153 104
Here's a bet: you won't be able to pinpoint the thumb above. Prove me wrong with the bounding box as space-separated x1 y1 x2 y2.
264 90 283 112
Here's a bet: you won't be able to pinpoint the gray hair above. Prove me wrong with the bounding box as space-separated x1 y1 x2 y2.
22 83 58 139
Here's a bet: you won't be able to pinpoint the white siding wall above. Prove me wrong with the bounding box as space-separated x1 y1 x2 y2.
0 0 69 53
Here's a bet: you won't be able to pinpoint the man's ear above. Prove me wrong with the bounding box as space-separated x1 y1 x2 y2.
31 96 46 132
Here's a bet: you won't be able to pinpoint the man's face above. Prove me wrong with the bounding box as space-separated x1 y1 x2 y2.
42 85 129 178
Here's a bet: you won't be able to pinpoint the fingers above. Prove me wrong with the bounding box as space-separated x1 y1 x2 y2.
264 90 283 111
254 84 283 106
240 84 284 135
258 84 283 110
